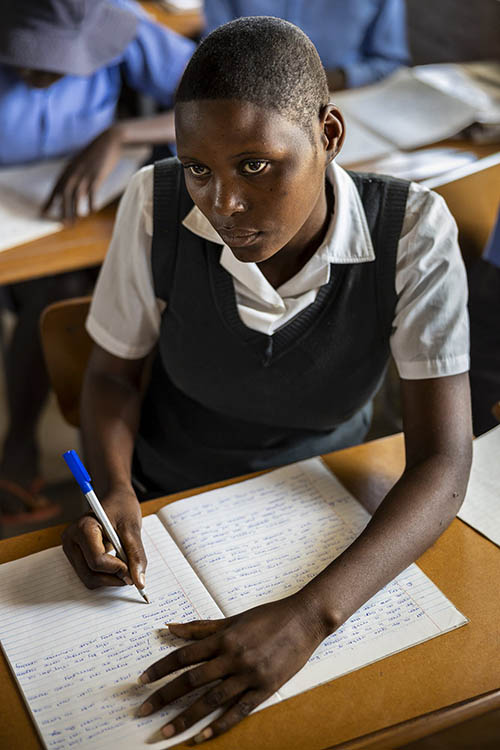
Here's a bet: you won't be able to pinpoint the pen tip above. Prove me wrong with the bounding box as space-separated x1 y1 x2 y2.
143 592 150 604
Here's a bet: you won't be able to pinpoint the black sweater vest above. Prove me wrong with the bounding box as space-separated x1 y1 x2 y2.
134 158 409 494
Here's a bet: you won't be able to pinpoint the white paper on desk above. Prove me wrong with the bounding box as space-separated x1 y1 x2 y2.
333 68 478 155
0 146 149 253
351 147 477 182
458 424 500 546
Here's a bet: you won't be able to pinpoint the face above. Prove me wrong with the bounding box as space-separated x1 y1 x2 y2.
175 99 343 267
16 68 64 88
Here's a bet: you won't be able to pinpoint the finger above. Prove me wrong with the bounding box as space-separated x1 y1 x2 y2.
118 522 147 589
73 175 91 218
63 541 127 590
74 516 130 580
138 636 220 684
42 165 75 218
155 676 246 740
138 656 230 716
192 690 268 743
167 618 231 640
88 180 95 214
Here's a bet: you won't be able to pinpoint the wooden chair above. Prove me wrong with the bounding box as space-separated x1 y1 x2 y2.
40 296 92 428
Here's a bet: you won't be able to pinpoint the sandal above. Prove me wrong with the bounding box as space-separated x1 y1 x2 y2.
0 477 62 525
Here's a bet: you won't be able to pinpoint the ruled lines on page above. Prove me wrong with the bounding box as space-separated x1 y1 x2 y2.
159 458 467 700
159 458 371 614
458 424 500 546
0 515 224 750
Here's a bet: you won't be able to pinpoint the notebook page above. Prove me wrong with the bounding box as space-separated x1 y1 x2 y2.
0 515 228 750
159 458 467 698
458 424 500 546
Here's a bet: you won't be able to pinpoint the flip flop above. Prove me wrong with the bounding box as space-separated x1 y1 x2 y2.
0 477 62 526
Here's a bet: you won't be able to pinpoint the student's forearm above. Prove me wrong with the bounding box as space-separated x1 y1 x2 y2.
81 370 143 497
298 449 471 637
113 111 176 146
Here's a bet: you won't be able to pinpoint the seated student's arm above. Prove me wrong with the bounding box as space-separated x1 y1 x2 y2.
335 0 409 89
43 9 195 220
62 345 149 590
62 166 160 588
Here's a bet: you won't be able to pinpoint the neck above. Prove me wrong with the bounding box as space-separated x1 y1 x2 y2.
258 179 334 289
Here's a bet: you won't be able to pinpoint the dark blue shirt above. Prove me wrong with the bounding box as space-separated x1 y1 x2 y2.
204 0 409 88
0 0 195 164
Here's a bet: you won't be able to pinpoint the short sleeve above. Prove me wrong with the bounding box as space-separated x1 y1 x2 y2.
86 165 163 359
390 184 470 380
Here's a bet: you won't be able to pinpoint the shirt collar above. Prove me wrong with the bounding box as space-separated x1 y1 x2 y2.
181 161 375 264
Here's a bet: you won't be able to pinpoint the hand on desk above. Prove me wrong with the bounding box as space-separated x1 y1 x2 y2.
137 596 327 743
42 125 123 222
62 487 147 589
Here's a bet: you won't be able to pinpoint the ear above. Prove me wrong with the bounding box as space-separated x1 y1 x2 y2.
319 104 345 164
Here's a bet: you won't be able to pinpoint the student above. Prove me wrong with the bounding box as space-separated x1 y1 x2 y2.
63 18 472 742
203 0 409 89
0 0 195 522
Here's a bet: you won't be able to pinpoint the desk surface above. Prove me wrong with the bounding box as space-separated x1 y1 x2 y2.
1 433 499 750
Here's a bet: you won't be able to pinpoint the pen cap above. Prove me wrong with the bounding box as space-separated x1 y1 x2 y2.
63 450 93 494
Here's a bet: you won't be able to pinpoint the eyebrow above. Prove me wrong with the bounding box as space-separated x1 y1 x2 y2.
178 150 275 162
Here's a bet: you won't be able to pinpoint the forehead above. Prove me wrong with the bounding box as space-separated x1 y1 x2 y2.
175 99 311 157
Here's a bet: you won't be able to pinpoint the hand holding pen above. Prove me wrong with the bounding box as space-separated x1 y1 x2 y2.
62 450 150 603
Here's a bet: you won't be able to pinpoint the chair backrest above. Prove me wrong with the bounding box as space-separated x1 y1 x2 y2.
40 296 92 428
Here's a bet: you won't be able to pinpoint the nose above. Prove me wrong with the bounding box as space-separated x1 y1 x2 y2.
212 177 246 216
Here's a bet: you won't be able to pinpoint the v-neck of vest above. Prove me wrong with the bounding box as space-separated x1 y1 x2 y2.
208 242 347 366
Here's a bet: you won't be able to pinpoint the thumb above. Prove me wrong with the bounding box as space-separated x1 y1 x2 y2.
167 617 232 640
119 523 148 589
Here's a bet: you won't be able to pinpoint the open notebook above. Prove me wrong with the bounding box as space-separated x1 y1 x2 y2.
0 146 149 253
0 458 467 749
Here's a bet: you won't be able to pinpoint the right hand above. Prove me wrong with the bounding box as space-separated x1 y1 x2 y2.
62 486 147 590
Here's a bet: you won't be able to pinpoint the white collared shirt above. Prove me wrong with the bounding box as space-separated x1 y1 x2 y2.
87 162 469 380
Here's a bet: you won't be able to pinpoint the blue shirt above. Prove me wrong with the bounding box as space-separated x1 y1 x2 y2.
203 0 409 89
0 0 195 165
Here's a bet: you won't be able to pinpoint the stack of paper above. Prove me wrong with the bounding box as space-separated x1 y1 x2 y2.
458 424 500 546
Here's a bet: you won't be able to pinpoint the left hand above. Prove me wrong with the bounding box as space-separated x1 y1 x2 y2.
137 596 328 743
42 125 123 221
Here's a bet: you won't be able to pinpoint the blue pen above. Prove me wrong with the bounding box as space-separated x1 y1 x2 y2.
63 450 149 603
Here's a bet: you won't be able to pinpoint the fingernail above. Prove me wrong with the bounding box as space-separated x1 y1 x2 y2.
138 672 150 685
123 575 133 586
138 573 146 588
194 728 213 743
138 701 153 717
162 724 175 739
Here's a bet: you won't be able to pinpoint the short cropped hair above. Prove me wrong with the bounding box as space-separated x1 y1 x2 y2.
176 16 329 141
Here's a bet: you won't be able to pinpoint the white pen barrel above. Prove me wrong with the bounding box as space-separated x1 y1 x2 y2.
85 490 127 562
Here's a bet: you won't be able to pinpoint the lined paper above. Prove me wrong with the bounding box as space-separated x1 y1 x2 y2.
160 458 467 701
0 516 226 749
458 424 500 546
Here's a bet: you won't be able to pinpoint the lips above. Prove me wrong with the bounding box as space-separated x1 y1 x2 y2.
217 228 261 247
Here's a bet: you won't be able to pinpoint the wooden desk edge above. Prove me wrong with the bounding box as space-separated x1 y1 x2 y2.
330 689 500 749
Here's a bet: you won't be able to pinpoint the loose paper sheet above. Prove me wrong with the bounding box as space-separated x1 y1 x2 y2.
458 424 500 546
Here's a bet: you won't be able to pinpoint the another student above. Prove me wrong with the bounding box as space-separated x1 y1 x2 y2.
0 0 195 522
203 0 409 89
63 18 472 742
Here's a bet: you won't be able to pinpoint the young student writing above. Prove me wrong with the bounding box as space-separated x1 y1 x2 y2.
63 18 472 743
0 0 195 522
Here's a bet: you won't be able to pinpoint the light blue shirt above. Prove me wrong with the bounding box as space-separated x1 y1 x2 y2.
0 0 195 165
203 0 409 89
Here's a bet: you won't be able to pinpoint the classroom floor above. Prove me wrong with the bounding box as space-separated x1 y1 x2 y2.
0 315 498 748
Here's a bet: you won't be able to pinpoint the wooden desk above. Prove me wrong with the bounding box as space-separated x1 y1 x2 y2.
1 434 499 749
140 2 203 38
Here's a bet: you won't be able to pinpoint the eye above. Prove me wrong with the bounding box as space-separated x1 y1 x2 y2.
241 160 268 175
186 164 210 177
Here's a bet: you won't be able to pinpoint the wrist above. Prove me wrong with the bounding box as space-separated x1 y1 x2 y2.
292 584 344 641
